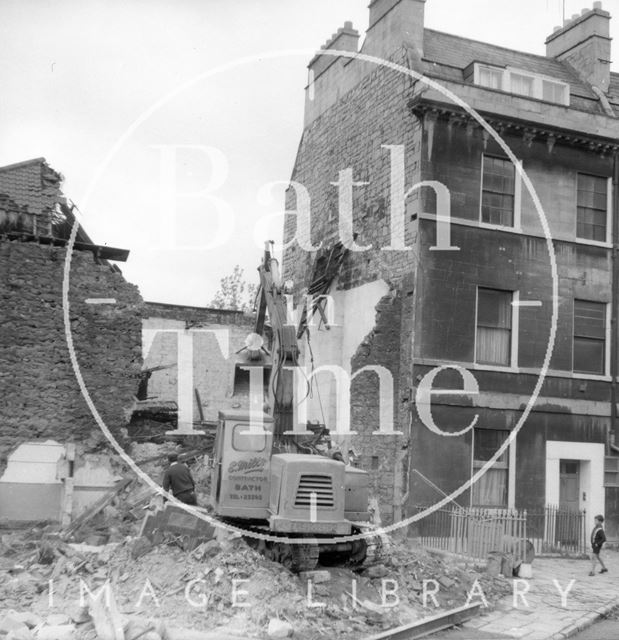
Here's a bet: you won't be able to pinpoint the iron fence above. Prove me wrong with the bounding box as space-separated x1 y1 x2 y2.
526 505 588 556
409 504 588 560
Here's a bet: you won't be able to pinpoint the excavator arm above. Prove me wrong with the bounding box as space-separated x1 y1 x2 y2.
255 242 299 444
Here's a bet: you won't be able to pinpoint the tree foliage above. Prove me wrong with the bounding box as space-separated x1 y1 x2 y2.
209 265 257 312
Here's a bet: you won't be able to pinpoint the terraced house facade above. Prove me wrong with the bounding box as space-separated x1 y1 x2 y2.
282 0 619 537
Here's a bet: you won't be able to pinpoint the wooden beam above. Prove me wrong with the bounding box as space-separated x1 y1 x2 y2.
61 477 132 539
60 443 76 528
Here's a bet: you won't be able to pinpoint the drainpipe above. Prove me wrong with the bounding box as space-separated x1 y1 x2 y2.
611 150 619 448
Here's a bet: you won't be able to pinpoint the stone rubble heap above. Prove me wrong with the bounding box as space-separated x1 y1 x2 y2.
0 523 511 640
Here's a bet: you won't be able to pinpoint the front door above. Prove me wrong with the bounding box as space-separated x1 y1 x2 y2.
559 460 580 512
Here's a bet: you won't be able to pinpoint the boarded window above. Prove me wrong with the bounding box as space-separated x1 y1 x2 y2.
472 429 509 507
481 156 515 226
573 300 606 375
476 288 512 366
577 174 607 242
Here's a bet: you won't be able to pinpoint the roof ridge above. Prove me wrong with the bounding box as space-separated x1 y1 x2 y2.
424 28 554 63
0 157 47 173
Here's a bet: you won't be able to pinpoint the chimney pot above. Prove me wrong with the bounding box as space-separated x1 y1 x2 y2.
563 18 571 25
593 1 602 9
344 20 353 29
571 13 579 20
581 8 589 15
553 25 561 32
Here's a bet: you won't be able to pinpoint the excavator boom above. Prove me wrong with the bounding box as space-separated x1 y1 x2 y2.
255 242 298 443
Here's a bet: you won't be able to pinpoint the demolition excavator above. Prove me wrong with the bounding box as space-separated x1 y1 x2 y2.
208 242 387 571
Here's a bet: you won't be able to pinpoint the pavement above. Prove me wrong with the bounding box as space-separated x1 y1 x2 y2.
454 550 619 640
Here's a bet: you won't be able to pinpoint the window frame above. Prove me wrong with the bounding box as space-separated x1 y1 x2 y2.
576 173 611 244
509 72 534 97
473 64 570 106
478 65 503 90
471 428 510 508
572 299 609 377
232 423 267 452
480 154 519 229
474 287 519 369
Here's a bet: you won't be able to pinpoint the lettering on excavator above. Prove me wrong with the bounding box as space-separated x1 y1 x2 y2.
227 457 267 474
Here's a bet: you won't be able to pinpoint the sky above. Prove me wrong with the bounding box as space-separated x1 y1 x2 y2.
1 0 617 306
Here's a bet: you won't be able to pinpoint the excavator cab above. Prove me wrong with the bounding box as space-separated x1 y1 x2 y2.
211 411 273 519
212 411 372 532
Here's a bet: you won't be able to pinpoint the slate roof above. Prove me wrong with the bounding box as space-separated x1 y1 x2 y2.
0 157 87 240
421 29 619 116
0 158 128 260
0 158 63 234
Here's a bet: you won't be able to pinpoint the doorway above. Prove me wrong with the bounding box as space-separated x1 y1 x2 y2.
559 459 580 512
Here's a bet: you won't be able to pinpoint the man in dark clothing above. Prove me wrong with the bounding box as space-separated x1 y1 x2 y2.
162 453 197 505
589 514 608 576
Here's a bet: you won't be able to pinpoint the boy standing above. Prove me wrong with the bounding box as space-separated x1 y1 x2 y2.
589 514 608 576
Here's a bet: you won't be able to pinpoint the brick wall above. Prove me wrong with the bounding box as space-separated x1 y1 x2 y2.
0 240 143 471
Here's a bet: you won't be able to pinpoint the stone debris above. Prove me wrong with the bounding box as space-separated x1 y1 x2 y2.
6 628 35 640
36 625 76 640
364 564 389 579
0 612 29 635
299 570 331 584
192 540 221 560
0 524 512 640
267 618 293 638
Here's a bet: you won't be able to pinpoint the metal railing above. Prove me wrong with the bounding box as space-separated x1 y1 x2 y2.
409 504 588 560
526 505 588 556
409 505 528 561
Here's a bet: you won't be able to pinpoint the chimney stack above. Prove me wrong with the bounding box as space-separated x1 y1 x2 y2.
364 0 426 60
308 21 360 80
545 3 612 93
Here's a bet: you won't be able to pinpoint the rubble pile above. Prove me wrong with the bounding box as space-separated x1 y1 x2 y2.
0 525 512 640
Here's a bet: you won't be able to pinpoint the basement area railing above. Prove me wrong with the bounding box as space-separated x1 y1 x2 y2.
409 505 587 560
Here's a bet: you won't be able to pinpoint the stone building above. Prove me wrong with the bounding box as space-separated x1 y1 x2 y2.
283 0 619 535
138 302 257 434
0 158 143 522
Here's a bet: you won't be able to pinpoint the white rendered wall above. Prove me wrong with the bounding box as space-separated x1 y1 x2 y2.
545 440 605 519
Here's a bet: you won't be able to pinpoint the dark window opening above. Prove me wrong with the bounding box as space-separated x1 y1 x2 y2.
472 428 509 508
577 174 607 242
573 300 606 375
481 156 515 227
476 288 513 366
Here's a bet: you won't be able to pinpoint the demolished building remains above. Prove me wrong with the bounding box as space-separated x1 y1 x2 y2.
0 158 143 523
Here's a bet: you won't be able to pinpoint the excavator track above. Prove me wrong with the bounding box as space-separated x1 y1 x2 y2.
238 522 321 572
238 521 389 572
350 523 390 568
